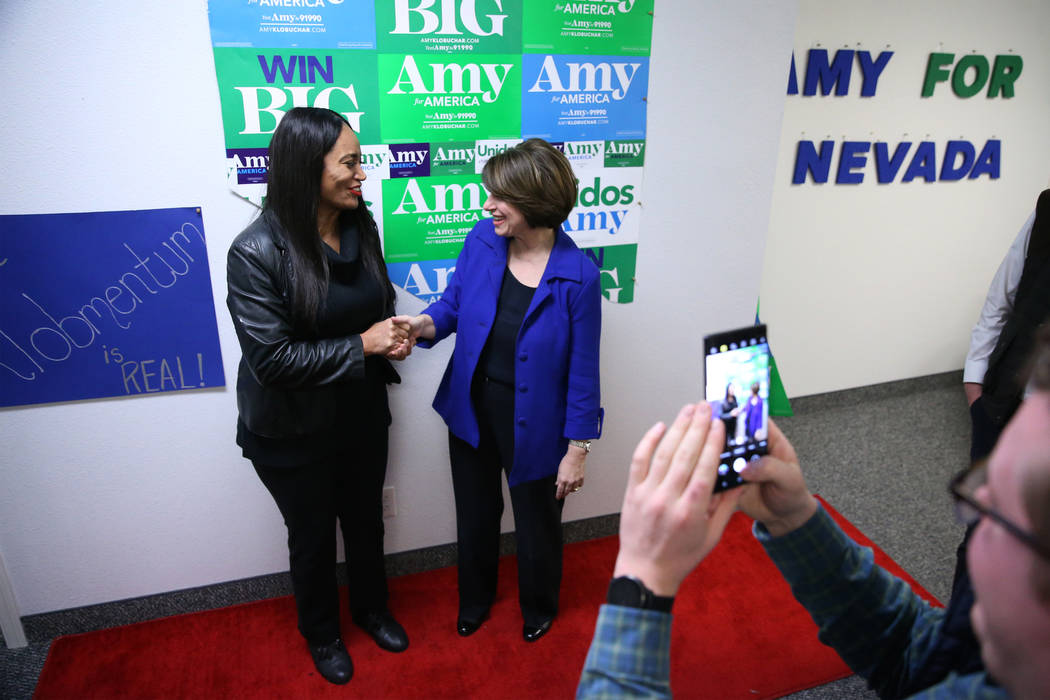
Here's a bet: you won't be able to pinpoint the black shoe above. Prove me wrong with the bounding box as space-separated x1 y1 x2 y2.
355 611 409 652
457 617 484 637
522 619 553 642
308 638 353 685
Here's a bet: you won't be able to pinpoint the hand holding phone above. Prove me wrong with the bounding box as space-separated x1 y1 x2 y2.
703 324 771 492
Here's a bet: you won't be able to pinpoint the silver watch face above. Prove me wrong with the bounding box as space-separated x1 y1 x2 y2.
570 439 591 453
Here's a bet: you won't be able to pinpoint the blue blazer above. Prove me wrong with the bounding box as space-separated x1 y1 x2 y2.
420 219 603 486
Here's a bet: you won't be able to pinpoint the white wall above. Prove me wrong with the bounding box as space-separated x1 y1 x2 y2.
0 1 797 616
760 0 1050 397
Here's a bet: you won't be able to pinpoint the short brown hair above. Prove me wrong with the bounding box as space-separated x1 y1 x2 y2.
482 138 577 229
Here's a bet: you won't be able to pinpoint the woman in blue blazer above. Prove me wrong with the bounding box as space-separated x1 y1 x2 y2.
405 139 603 642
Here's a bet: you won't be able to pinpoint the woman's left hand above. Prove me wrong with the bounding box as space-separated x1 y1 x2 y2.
555 445 587 500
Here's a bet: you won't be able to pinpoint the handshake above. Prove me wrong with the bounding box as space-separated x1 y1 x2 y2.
361 314 435 361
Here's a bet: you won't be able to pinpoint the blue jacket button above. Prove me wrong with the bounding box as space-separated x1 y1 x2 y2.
518 384 528 393
518 352 528 361
517 418 527 427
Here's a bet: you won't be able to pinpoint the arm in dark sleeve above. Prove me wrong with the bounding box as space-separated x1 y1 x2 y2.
226 240 365 388
757 505 947 698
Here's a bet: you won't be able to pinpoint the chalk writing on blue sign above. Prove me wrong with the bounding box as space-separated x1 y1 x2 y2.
0 207 225 408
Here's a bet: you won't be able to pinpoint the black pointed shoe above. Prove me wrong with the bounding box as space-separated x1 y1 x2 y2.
522 619 553 642
355 610 409 652
308 638 353 685
457 617 483 637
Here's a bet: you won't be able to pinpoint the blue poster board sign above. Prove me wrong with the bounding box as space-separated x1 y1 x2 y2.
521 54 649 141
0 207 225 408
208 0 376 49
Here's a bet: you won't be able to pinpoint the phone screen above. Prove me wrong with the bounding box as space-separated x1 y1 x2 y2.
703 324 770 492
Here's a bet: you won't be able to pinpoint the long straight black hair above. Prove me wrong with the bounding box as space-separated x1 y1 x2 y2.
263 107 395 330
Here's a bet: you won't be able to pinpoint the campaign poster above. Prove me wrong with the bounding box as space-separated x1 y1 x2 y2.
522 0 654 55
208 0 377 49
430 141 479 175
554 140 606 171
586 243 637 303
213 48 382 148
0 208 225 408
562 167 642 248
381 174 487 262
604 138 645 167
213 47 381 204
375 0 523 54
521 53 649 141
377 53 522 142
386 258 459 305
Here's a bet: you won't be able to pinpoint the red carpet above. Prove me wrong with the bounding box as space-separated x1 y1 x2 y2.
35 497 940 699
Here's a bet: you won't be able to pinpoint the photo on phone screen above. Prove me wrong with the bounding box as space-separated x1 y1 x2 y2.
703 324 770 492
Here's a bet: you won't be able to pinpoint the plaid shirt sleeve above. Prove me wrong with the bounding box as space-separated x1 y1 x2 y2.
756 505 1007 700
576 604 672 699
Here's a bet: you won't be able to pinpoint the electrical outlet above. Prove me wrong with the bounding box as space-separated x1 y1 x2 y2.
382 486 396 519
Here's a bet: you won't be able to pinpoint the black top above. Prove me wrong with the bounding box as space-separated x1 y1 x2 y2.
237 220 389 466
982 188 1050 426
477 267 536 387
720 396 739 438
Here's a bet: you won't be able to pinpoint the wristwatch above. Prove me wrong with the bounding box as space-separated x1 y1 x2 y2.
606 576 674 612
568 439 591 453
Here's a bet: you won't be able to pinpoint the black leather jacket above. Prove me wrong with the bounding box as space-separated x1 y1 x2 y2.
226 212 398 439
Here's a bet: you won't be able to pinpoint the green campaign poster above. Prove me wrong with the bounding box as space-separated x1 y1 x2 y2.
213 48 381 148
381 174 487 261
430 141 480 175
375 0 523 54
604 139 646 167
377 53 522 143
522 0 654 55
587 243 637 303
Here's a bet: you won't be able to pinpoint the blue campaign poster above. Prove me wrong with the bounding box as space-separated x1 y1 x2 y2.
0 208 226 408
208 0 376 49
386 258 458 305
521 54 649 141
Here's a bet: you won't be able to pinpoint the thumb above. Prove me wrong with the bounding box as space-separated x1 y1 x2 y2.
739 454 788 485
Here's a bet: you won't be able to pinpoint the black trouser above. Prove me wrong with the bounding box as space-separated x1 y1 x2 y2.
449 377 565 627
253 426 389 646
969 395 1004 463
905 393 997 690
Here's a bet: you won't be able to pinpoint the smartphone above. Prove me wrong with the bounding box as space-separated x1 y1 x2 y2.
703 324 771 492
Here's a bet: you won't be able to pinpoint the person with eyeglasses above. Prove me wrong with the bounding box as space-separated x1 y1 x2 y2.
577 329 1050 699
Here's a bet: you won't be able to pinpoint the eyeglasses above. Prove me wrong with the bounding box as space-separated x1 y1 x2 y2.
949 459 1050 562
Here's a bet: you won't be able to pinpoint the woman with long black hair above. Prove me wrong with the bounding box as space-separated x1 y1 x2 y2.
227 107 412 685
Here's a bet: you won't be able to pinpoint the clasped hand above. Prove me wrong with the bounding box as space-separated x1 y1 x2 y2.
362 316 415 359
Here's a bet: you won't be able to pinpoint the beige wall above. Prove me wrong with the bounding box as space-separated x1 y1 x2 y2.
760 0 1050 397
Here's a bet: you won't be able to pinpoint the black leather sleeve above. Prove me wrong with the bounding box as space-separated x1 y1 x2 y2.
226 231 366 389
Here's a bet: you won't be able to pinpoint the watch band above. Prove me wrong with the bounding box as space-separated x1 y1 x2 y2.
606 576 674 612
568 439 591 453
